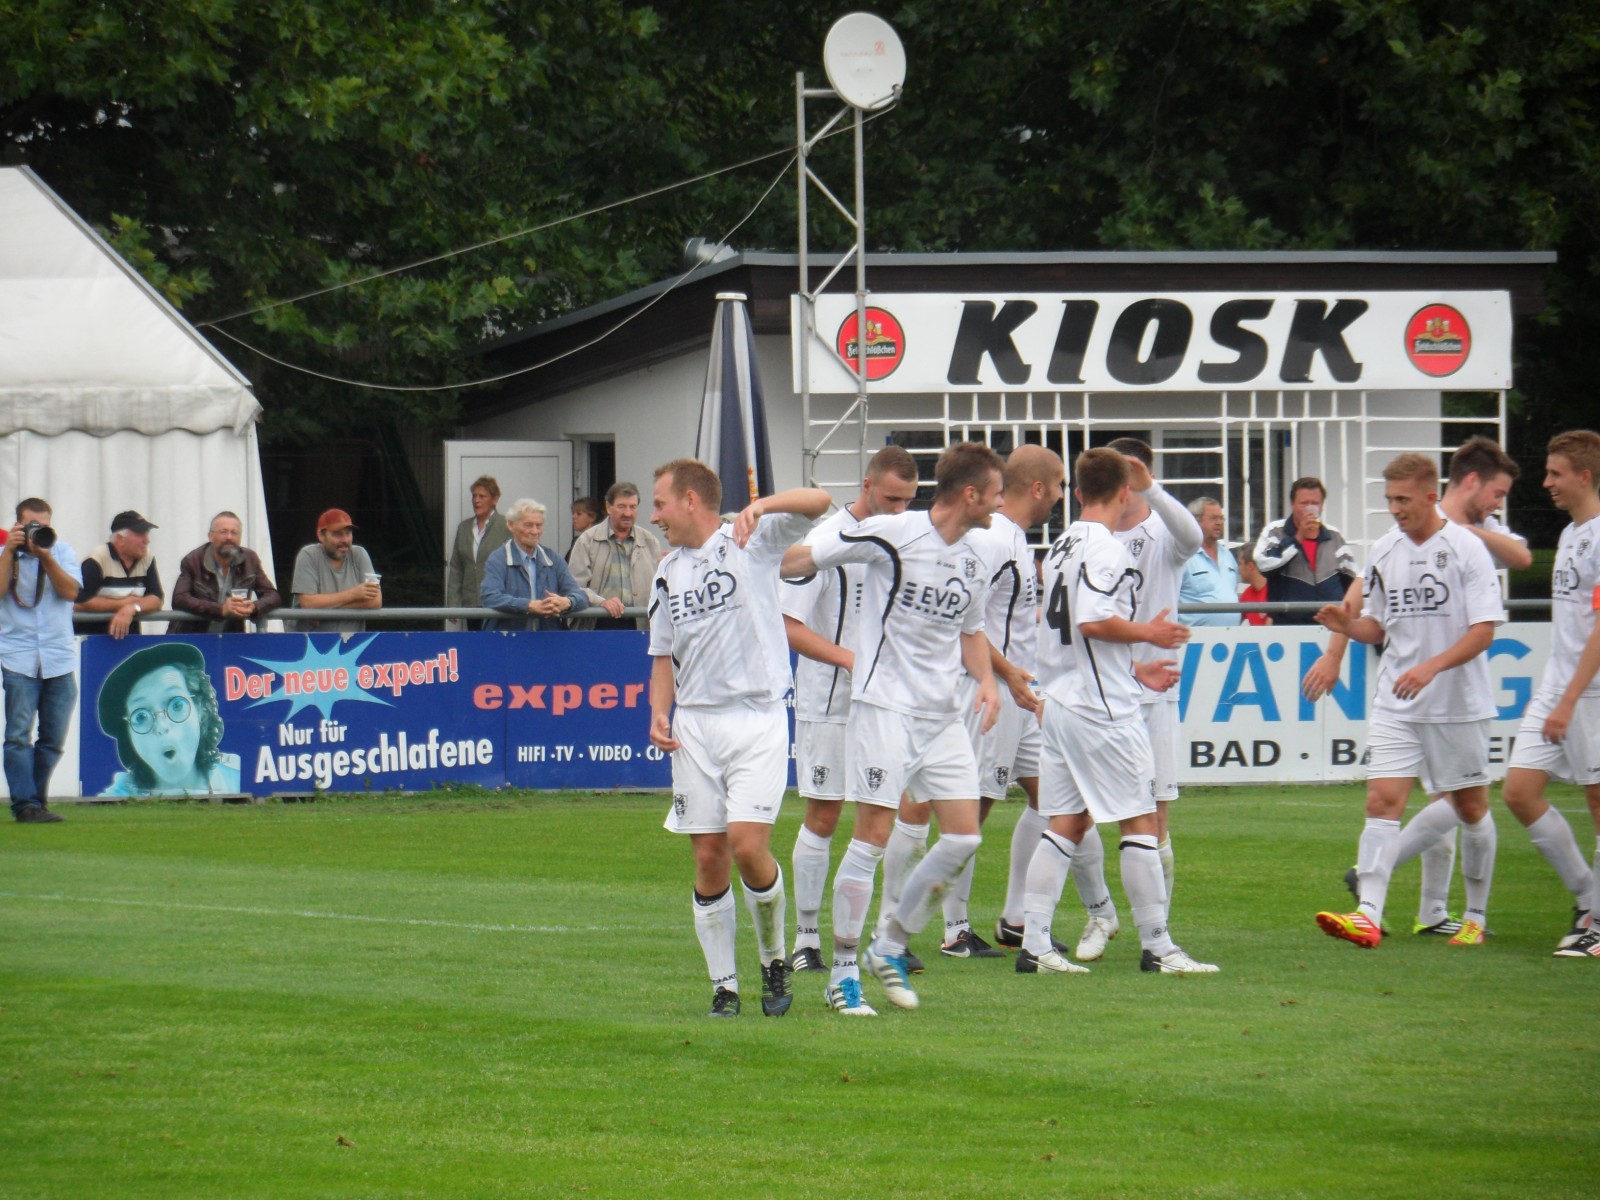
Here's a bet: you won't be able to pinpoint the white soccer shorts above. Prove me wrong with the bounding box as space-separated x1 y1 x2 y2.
1509 689 1600 786
963 682 1041 799
663 701 788 833
1141 699 1180 802
847 701 979 808
1366 717 1491 793
795 718 848 800
1038 701 1157 825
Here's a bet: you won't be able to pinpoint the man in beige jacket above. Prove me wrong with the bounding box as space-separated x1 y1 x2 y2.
568 481 665 631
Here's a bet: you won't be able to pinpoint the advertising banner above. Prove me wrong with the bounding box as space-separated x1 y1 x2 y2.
796 290 1513 394
78 624 1549 796
78 631 673 797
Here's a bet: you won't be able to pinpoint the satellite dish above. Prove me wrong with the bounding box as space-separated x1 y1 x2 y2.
823 13 906 111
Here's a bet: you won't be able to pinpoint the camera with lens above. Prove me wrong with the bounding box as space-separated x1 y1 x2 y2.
19 520 56 555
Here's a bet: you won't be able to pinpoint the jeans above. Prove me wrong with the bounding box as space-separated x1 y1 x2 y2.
3 668 77 814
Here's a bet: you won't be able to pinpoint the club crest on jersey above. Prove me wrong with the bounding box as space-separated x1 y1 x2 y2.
1394 572 1450 614
1579 539 1592 556
811 765 829 787
667 568 738 619
963 557 978 579
1127 537 1146 558
1433 550 1449 569
866 767 886 792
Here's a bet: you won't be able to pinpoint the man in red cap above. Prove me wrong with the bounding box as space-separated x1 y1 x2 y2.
75 510 164 640
291 509 380 633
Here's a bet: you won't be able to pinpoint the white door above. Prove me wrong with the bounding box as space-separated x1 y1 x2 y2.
443 439 574 579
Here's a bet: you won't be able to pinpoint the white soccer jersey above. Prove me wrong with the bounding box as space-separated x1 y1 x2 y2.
1362 520 1505 723
1037 521 1144 724
1543 513 1600 698
809 509 988 718
1116 486 1201 704
648 511 814 709
971 510 1039 673
781 505 864 724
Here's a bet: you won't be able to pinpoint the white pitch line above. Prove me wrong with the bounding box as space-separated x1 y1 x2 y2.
0 891 603 934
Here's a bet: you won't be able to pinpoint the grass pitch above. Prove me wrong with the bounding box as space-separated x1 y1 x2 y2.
2 785 1593 1199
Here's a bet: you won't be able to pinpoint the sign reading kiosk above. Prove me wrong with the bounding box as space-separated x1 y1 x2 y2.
795 291 1513 393
80 632 665 796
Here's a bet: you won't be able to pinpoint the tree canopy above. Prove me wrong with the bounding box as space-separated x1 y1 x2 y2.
4 0 1595 468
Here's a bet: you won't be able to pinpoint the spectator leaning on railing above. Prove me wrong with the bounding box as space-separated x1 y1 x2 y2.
75 510 163 640
171 511 281 632
480 498 586 631
292 509 380 634
567 481 665 631
1178 496 1241 627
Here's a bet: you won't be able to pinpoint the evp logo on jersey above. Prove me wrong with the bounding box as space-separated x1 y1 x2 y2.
1552 557 1581 596
1392 572 1451 615
667 569 739 621
895 576 973 621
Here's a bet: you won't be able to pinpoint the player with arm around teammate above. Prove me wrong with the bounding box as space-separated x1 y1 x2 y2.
782 447 920 974
1314 453 1505 949
780 442 1004 1015
647 459 831 1017
1016 447 1215 977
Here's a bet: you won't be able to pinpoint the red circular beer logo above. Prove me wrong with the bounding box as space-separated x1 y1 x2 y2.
835 307 905 381
1404 304 1471 377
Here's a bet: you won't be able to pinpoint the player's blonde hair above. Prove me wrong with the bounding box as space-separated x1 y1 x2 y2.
1382 453 1439 489
655 458 723 512
1548 430 1600 483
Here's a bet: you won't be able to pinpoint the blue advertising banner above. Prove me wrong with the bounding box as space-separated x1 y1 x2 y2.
78 631 678 796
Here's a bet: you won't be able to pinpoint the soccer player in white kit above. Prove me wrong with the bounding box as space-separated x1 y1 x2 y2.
1314 452 1505 949
1308 437 1531 935
875 445 1066 962
1056 437 1202 963
782 446 920 973
647 459 831 1017
1018 447 1216 976
780 442 1004 1015
1501 430 1600 957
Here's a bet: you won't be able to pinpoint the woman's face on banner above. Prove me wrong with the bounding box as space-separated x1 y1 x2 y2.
125 667 202 789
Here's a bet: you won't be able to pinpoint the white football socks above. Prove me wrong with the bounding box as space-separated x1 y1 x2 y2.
1157 835 1175 918
1459 812 1496 925
1356 817 1402 926
693 886 737 993
942 850 978 943
741 867 786 967
887 832 981 949
791 824 832 951
1022 829 1075 955
1394 798 1460 925
873 818 929 941
1003 804 1048 925
1120 833 1174 958
830 839 882 984
1525 807 1594 901
1070 822 1116 921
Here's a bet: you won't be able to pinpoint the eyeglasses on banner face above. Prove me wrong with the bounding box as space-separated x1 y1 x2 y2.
126 694 192 734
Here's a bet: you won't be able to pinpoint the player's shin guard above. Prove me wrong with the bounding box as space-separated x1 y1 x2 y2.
693 886 738 992
791 824 832 950
1357 817 1402 925
1022 830 1075 955
831 839 882 983
1526 807 1594 900
1119 834 1174 958
1460 812 1497 923
1003 804 1048 925
890 832 981 945
1157 836 1175 918
741 867 786 966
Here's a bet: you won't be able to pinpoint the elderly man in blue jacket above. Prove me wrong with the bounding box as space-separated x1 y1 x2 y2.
480 499 588 631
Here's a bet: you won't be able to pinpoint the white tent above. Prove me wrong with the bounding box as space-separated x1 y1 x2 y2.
0 165 275 796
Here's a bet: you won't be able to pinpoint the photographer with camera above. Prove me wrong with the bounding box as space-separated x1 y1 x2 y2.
0 498 82 823
75 511 164 640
